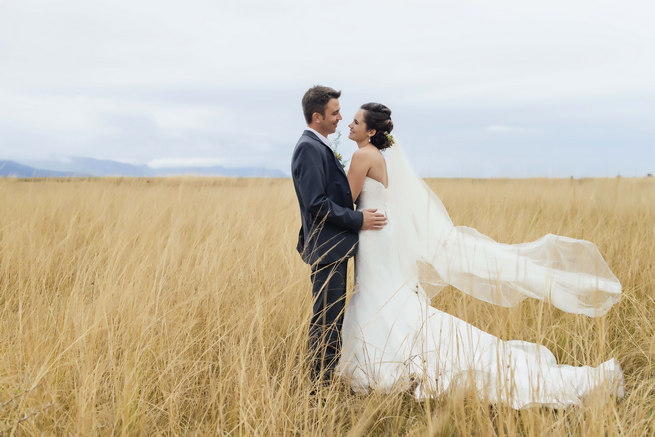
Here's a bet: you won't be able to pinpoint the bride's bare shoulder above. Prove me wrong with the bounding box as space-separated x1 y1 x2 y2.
352 146 381 162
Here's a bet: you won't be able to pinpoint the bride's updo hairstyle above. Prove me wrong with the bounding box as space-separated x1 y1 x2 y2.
361 102 394 150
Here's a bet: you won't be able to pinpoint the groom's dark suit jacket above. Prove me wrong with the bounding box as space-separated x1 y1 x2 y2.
291 130 363 265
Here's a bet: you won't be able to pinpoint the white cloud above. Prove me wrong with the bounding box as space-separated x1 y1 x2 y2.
0 0 653 176
147 157 225 168
485 125 543 134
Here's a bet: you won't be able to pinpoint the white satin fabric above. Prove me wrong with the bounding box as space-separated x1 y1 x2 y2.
336 153 624 406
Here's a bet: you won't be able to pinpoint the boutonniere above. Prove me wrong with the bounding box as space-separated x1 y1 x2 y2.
330 131 349 169
333 150 346 169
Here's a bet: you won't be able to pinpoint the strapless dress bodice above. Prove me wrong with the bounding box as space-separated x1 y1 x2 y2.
356 177 388 212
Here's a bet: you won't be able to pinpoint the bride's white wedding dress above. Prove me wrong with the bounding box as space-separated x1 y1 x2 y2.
336 147 624 407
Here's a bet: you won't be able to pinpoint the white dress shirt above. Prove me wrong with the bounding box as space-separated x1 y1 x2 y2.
306 127 331 147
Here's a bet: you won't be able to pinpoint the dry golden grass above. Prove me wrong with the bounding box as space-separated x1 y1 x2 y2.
0 176 653 435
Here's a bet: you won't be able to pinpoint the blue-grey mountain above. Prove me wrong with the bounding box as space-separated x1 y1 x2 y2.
5 157 288 178
0 161 82 177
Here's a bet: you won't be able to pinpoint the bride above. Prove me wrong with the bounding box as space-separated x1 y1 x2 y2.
335 103 625 407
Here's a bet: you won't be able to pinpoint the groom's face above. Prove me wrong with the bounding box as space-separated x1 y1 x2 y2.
316 98 342 136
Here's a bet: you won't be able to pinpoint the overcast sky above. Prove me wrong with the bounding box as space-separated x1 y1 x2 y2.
1 0 653 177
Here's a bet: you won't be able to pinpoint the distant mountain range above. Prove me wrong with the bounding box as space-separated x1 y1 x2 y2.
0 161 82 177
0 157 288 178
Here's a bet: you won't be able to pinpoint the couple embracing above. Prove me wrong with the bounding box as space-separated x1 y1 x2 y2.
291 85 624 407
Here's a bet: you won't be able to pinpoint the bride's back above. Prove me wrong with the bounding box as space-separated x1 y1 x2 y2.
361 146 388 188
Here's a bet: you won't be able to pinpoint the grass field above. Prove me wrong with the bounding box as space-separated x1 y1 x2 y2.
1 176 653 435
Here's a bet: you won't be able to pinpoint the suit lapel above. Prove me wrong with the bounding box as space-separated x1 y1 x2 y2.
303 130 348 177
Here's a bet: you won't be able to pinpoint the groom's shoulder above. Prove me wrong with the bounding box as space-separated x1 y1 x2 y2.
292 132 327 172
296 130 322 147
294 131 325 154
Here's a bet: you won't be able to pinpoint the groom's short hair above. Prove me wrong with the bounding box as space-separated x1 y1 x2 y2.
302 86 341 124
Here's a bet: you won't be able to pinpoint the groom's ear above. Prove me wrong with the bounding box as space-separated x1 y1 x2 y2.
312 112 322 123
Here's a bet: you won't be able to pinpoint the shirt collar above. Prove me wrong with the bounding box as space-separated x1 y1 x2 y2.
306 127 331 147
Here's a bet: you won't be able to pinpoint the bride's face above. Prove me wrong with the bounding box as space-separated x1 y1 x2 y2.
348 109 375 144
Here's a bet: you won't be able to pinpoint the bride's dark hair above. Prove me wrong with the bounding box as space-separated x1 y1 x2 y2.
361 102 394 150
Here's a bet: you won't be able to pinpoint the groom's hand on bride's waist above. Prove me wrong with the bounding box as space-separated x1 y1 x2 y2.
361 209 387 231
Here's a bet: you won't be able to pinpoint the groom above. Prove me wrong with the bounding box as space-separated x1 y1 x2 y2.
291 85 387 384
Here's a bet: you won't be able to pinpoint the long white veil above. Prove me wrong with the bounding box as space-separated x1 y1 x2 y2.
386 142 622 317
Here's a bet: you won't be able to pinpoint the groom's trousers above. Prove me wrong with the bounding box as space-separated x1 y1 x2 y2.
308 259 348 382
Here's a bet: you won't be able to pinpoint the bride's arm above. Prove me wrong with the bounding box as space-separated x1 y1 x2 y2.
347 149 371 203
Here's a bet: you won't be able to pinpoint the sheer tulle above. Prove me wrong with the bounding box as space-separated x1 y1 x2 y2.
386 143 621 317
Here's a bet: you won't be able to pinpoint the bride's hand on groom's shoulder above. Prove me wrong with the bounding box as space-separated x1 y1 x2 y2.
361 209 387 231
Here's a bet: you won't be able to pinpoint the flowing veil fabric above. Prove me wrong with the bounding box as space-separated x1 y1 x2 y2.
385 143 622 317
